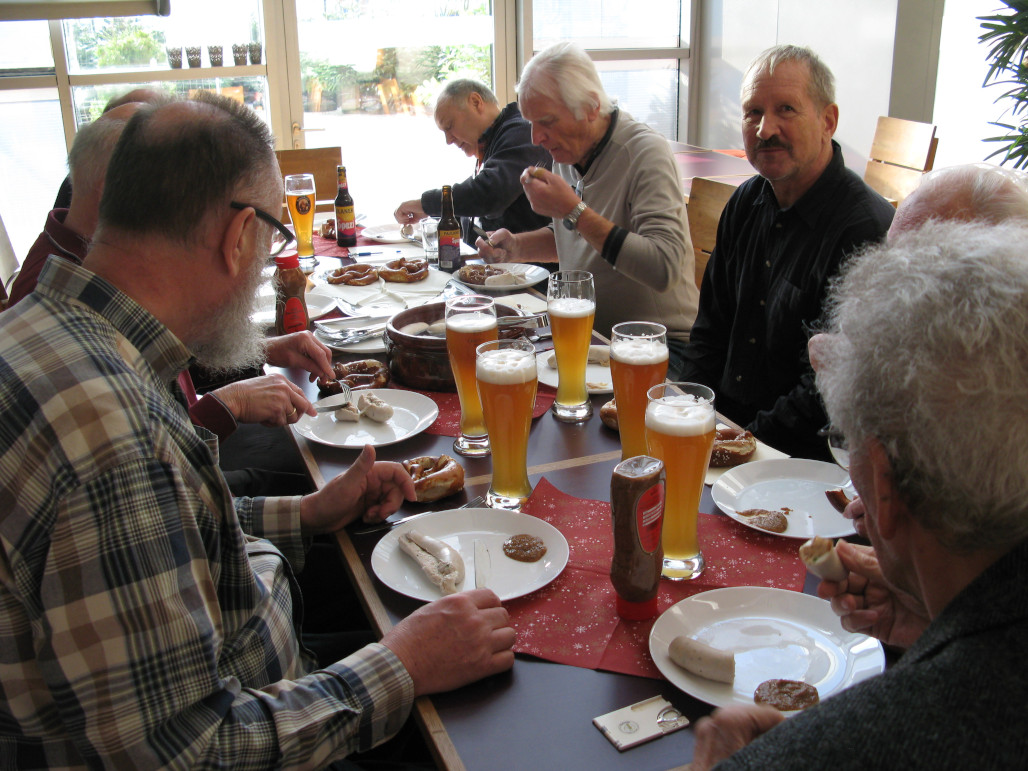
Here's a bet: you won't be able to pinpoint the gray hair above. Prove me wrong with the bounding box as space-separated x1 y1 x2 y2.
517 41 613 119
816 220 1028 551
438 78 498 107
742 44 835 108
67 114 132 196
890 163 1028 237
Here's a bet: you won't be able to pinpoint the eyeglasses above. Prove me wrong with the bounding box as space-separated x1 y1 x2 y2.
230 201 295 256
818 424 850 470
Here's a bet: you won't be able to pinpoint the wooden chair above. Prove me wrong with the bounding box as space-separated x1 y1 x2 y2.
686 177 738 290
0 209 19 308
274 147 342 219
863 116 938 205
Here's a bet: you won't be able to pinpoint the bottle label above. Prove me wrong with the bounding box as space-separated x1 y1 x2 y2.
636 482 665 553
438 230 462 270
280 296 309 333
337 205 356 236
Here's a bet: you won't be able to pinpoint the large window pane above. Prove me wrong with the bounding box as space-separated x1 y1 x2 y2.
597 59 684 140
295 0 493 220
0 89 68 259
533 0 687 50
0 20 54 74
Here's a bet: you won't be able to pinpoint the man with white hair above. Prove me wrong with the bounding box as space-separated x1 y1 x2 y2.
477 42 699 379
691 219 1028 768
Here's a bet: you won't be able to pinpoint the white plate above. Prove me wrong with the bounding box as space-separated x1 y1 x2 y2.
313 321 388 353
454 263 551 294
361 224 410 243
293 389 438 448
371 508 569 602
315 267 452 316
711 459 856 539
649 586 884 709
535 345 613 395
252 286 337 327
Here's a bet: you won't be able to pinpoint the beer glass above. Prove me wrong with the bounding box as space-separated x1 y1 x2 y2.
546 270 595 422
476 338 538 510
644 383 715 580
445 295 497 456
284 173 316 269
610 321 669 460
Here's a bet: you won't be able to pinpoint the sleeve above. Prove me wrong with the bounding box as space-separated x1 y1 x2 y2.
188 392 238 441
604 136 693 293
28 459 413 769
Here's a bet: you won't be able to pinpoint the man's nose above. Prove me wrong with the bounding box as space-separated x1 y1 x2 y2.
756 115 777 139
531 125 546 146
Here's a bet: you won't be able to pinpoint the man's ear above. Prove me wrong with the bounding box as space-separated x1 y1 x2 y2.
867 437 905 540
822 102 839 138
468 91 483 113
220 205 256 278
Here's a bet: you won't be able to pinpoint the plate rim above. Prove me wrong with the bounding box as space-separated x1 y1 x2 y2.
453 263 551 294
313 326 387 353
293 388 438 448
360 223 409 243
648 585 885 708
711 458 855 539
370 507 570 602
535 344 613 395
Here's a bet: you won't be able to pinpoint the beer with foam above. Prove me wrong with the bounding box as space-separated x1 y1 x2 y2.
284 174 316 258
445 296 497 456
610 322 668 460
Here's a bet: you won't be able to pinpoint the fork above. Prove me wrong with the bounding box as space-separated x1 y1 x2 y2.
312 384 354 412
351 495 486 535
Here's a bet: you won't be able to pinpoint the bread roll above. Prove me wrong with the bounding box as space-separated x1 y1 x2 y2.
798 536 847 582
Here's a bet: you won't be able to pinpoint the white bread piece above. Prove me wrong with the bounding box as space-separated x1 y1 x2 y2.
333 403 361 422
798 536 847 582
398 529 465 595
357 392 394 422
483 271 519 286
669 636 736 684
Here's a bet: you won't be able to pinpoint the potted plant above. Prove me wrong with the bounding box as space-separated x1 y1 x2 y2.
980 1 1028 168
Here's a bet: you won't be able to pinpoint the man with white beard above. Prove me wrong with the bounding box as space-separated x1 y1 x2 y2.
0 92 515 768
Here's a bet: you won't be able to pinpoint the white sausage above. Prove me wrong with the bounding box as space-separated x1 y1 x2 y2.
398 529 465 595
798 536 847 582
668 636 736 684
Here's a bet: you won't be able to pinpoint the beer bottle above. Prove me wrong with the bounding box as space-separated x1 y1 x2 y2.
437 185 462 273
335 165 357 247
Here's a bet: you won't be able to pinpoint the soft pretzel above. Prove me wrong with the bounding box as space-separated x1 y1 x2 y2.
327 264 378 286
379 257 429 283
401 454 465 503
709 427 757 468
456 263 505 285
319 218 337 238
600 398 618 430
317 358 390 395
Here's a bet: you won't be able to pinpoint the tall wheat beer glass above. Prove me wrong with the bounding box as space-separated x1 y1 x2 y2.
476 339 538 510
645 383 715 580
445 295 497 456
610 322 669 460
546 270 595 422
284 173 316 268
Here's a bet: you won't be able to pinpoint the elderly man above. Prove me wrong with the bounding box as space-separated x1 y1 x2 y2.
678 45 894 459
0 93 514 767
393 78 551 245
691 220 1028 769
477 42 699 378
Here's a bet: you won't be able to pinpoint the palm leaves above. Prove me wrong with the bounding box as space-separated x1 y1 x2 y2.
981 2 1028 168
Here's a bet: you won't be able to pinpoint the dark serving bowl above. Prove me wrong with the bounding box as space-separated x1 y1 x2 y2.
384 301 523 391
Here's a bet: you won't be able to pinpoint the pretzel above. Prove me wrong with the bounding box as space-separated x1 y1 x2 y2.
456 263 505 285
401 454 465 503
379 257 429 283
709 427 757 468
327 264 378 286
317 358 390 395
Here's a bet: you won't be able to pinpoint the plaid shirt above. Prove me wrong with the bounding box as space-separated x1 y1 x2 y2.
0 259 413 769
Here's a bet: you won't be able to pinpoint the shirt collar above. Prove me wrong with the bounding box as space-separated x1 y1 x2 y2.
575 107 619 176
44 208 90 263
35 257 194 385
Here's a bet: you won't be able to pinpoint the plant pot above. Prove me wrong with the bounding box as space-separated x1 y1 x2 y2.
232 43 248 66
208 45 223 66
166 46 182 69
186 46 202 68
248 42 263 65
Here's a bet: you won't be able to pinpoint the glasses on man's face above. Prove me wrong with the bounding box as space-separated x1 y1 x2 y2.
818 424 850 471
230 201 295 257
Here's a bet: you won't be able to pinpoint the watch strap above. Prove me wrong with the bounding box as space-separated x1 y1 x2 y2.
563 200 588 231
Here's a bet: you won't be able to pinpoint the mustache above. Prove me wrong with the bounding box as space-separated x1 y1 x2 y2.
755 137 789 151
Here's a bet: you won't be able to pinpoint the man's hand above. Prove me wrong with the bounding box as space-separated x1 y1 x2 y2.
213 374 313 426
817 540 929 650
394 199 426 224
382 588 516 696
691 705 785 770
299 445 415 533
519 166 579 220
476 228 520 264
265 331 334 382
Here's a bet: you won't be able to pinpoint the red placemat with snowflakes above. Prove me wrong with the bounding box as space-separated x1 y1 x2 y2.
386 383 556 438
506 478 806 679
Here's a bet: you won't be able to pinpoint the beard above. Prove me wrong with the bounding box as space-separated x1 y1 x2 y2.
190 245 269 374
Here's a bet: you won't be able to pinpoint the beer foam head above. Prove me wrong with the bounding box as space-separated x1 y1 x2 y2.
610 337 669 365
446 311 497 333
547 297 595 318
645 394 715 436
476 348 537 384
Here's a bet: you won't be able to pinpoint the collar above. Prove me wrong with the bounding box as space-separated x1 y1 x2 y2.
35 257 194 387
44 208 90 264
755 140 845 228
574 107 619 176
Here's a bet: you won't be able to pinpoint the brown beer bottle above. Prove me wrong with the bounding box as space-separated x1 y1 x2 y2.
335 165 357 247
437 185 462 273
274 253 310 335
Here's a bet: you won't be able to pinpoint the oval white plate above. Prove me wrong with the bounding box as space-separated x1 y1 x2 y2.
711 458 856 539
535 345 613 395
454 263 550 294
649 586 884 709
361 224 409 243
252 286 337 327
371 508 569 602
293 389 438 448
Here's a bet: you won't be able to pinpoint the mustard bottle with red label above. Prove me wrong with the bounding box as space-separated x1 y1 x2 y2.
610 455 666 620
274 253 310 335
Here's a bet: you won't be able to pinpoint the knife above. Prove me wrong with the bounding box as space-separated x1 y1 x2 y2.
474 540 490 589
471 225 494 246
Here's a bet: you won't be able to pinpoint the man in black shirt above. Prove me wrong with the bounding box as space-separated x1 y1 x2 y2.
679 45 893 460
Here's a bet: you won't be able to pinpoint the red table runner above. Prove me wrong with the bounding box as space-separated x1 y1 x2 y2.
387 383 557 438
506 478 806 679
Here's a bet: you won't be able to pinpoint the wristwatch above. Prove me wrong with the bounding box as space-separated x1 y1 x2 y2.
562 200 588 231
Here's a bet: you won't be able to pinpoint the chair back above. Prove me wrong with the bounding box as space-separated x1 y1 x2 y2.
0 209 19 307
274 147 342 219
863 116 938 205
686 177 738 289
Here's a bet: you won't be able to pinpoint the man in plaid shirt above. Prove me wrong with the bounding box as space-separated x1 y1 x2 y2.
0 92 514 769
